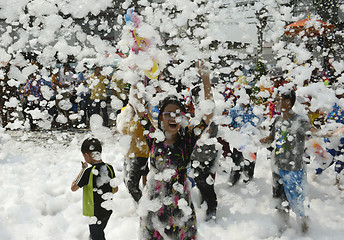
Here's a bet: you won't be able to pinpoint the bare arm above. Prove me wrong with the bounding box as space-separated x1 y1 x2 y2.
128 83 146 118
71 161 88 192
260 135 274 144
311 125 344 138
197 61 213 125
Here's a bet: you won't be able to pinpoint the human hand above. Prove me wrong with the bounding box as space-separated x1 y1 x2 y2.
81 161 88 169
196 60 210 80
128 83 146 117
333 126 344 135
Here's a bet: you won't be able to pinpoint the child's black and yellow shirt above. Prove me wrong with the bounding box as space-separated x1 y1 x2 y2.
76 162 115 219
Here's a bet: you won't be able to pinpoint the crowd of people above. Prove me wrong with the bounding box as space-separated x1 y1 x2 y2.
69 58 344 240
0 61 129 131
2 57 344 239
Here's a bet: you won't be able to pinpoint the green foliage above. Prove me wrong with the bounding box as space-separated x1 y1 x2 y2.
251 58 268 104
254 57 268 82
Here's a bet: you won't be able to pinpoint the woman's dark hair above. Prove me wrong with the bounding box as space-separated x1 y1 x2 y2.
81 138 102 154
281 89 296 107
191 85 201 103
157 95 187 130
244 87 252 96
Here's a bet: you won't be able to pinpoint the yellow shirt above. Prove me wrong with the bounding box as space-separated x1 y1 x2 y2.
111 77 130 101
88 74 108 100
122 118 149 158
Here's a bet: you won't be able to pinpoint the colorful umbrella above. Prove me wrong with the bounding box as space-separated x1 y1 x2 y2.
284 18 335 38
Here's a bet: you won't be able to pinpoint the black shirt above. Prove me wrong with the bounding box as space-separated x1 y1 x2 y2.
76 162 115 219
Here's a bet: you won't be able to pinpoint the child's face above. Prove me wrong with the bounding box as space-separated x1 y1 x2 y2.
160 104 186 136
82 153 92 164
276 95 292 113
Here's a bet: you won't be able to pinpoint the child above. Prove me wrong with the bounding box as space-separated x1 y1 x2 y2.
260 89 312 233
227 87 263 186
71 138 118 240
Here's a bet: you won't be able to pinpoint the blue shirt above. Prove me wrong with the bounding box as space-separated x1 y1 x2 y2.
326 103 344 144
77 72 86 83
327 103 344 124
229 104 261 129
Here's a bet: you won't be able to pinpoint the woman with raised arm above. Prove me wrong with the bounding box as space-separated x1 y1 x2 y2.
130 62 212 239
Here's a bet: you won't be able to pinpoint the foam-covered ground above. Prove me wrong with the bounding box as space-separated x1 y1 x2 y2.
1 129 344 240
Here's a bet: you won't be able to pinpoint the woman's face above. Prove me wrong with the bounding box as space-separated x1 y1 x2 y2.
160 104 186 136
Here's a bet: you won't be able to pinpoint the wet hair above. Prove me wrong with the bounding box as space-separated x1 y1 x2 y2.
281 89 296 107
81 138 102 154
245 87 252 96
191 85 201 103
157 95 187 130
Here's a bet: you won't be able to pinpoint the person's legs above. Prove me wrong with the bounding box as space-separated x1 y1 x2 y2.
126 157 148 202
279 169 307 217
194 168 217 221
89 216 110 240
84 94 91 127
229 148 243 186
334 144 344 189
56 91 73 129
139 157 149 185
25 104 38 130
79 96 87 126
142 175 147 186
272 171 289 210
243 159 256 183
280 168 310 233
0 98 7 127
334 143 344 175
272 171 290 232
90 100 100 117
217 137 230 159
299 215 310 233
276 209 290 233
335 160 344 175
100 100 109 127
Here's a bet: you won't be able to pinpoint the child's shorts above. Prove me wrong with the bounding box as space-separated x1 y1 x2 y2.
272 169 308 217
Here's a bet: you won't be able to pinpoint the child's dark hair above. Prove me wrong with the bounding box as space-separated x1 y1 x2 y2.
245 87 252 96
81 138 102 154
158 95 187 130
281 89 296 107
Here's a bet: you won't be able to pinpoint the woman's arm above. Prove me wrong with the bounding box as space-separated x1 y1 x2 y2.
197 61 213 125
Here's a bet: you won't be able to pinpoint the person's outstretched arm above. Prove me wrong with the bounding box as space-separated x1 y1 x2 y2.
197 61 213 125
